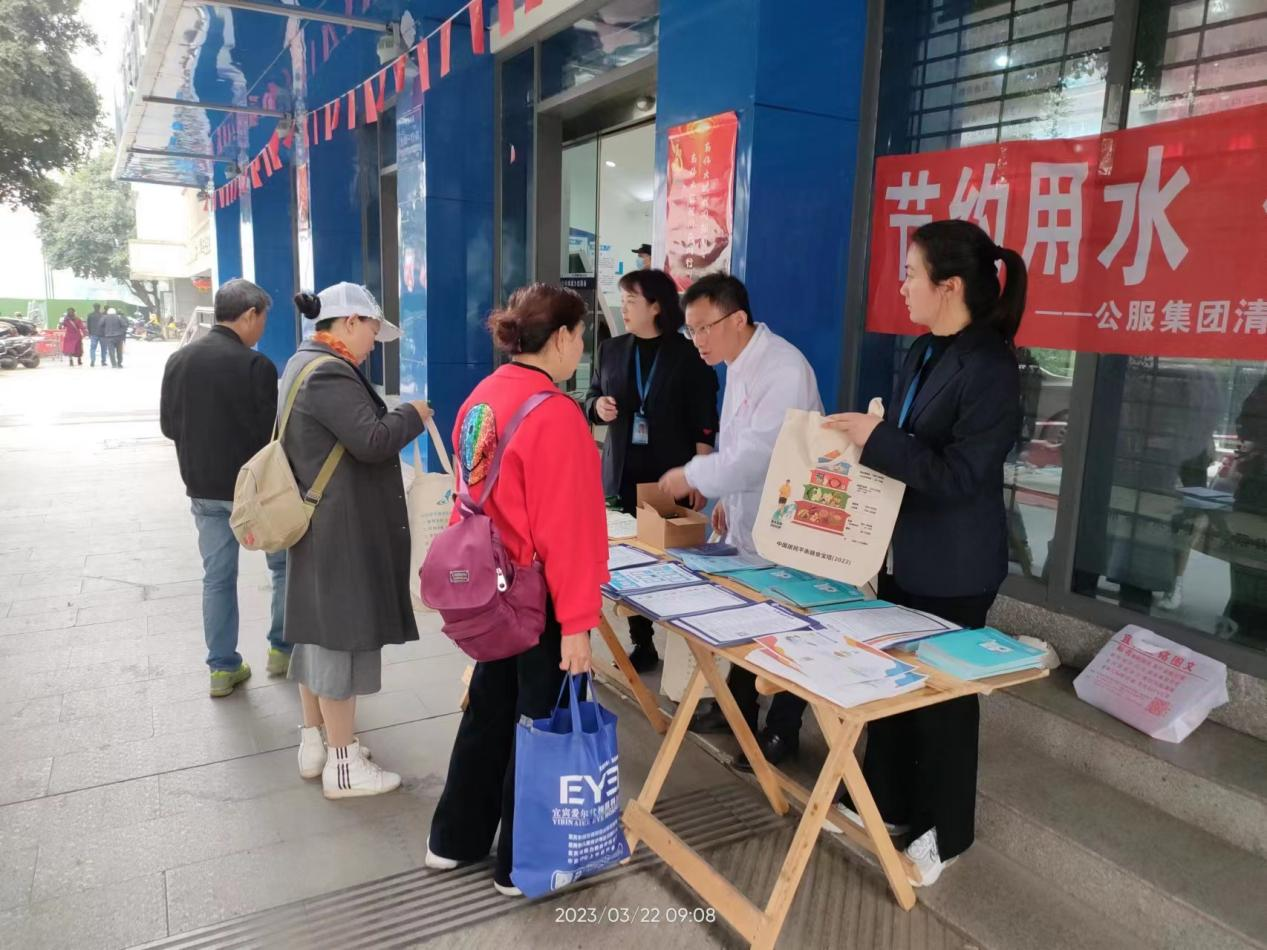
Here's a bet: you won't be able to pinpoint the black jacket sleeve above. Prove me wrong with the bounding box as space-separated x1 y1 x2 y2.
686 348 720 447
250 355 280 449
861 351 1020 499
584 340 609 424
159 355 180 442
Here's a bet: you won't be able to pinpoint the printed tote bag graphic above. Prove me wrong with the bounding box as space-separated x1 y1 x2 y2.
407 417 455 611
752 400 905 586
511 675 630 898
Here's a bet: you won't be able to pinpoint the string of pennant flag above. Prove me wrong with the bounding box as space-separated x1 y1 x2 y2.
213 0 546 210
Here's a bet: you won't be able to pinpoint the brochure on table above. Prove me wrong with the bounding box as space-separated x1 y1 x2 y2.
915 627 1047 680
608 544 660 572
747 628 926 708
622 583 753 621
604 562 699 595
676 601 817 647
813 602 960 650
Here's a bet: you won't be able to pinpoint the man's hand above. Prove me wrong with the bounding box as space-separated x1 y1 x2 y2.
409 400 435 422
560 633 593 675
658 467 692 500
595 396 619 424
712 500 728 537
686 489 708 511
822 412 882 448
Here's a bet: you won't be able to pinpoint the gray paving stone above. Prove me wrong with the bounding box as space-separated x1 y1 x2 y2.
0 707 155 761
0 845 36 911
151 689 265 738
164 812 427 935
31 796 281 901
13 656 153 702
0 776 161 853
0 576 83 600
0 756 51 806
0 608 78 637
0 872 167 950
59 680 157 721
48 724 258 795
158 748 300 815
2 585 142 619
0 695 63 730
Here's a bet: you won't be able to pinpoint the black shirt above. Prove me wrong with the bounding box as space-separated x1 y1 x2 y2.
624 334 666 484
160 325 280 500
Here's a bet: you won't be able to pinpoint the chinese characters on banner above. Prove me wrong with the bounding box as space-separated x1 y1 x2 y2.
663 112 739 292
867 103 1267 359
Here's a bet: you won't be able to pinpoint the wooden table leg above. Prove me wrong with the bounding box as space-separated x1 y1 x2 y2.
597 615 671 734
623 663 708 855
751 716 861 950
837 737 918 911
685 639 789 817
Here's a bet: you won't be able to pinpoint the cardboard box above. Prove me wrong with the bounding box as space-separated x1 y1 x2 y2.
636 483 708 550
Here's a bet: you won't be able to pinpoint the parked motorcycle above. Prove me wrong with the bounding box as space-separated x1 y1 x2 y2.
0 318 41 370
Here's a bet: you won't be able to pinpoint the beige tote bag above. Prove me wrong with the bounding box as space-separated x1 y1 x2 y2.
751 399 905 586
407 417 456 611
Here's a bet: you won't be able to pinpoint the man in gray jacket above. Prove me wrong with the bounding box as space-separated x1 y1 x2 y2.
100 307 129 368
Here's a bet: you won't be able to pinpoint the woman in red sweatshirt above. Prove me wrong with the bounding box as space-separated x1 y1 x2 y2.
424 283 609 897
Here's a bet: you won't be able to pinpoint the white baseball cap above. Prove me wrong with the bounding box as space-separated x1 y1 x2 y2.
305 282 400 342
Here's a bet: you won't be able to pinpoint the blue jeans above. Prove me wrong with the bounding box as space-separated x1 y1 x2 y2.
191 498 289 671
89 336 104 365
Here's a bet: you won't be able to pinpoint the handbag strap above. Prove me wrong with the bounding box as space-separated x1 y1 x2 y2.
277 355 346 507
414 415 454 476
554 672 589 734
457 390 564 515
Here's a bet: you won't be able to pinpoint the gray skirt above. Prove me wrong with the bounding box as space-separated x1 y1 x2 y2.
287 643 382 701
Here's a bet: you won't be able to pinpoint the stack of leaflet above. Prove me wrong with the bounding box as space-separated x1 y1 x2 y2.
675 601 816 648
608 544 660 572
747 629 926 708
914 627 1047 681
813 601 960 651
728 566 864 610
604 562 752 621
606 509 638 539
667 543 767 575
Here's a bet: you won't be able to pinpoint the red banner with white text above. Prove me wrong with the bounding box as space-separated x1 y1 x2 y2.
866 103 1267 359
663 112 739 292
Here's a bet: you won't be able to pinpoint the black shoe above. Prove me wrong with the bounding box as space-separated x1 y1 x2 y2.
759 730 799 767
733 753 753 773
628 643 660 674
689 702 732 734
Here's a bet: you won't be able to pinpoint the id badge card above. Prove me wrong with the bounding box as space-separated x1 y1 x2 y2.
632 414 650 445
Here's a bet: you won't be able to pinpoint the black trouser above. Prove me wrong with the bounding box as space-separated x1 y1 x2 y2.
861 573 996 860
107 338 124 367
629 613 655 649
727 666 807 740
429 603 578 884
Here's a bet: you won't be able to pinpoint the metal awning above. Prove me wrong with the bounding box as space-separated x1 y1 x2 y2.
113 0 393 189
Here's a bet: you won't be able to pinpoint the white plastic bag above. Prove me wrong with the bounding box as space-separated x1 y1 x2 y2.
1073 625 1228 743
407 418 456 611
752 400 905 586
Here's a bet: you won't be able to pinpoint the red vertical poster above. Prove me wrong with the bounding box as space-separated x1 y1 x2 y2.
663 112 739 292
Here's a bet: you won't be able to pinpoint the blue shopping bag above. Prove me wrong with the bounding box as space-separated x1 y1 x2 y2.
511 674 631 898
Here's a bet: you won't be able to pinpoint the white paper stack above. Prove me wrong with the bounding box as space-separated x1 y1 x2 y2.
676 601 815 647
747 629 926 708
812 602 960 651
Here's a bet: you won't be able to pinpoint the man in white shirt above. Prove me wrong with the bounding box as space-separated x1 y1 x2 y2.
658 273 822 769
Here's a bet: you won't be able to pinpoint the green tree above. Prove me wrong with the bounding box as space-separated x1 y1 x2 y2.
0 0 101 211
38 151 164 316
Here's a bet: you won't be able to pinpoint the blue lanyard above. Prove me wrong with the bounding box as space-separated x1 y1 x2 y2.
635 347 657 414
898 345 934 428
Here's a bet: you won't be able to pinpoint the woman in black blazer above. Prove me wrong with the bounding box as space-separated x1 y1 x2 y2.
584 269 719 671
824 219 1028 887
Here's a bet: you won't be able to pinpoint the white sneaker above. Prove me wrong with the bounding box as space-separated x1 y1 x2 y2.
493 881 522 897
1158 580 1183 612
827 802 907 836
321 740 400 799
424 837 458 870
905 829 957 887
298 726 326 779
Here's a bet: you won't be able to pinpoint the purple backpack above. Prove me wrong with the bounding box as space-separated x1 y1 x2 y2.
420 391 561 661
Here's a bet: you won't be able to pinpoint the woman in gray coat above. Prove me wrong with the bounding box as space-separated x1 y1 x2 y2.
281 283 431 799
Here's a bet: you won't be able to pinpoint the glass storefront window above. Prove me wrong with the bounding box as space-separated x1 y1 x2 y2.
864 0 1116 581
540 0 658 100
1072 0 1267 654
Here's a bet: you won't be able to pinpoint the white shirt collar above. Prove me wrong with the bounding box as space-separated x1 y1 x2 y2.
728 322 769 378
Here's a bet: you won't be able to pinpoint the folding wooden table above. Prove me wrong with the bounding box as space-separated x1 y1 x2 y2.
601 548 1048 950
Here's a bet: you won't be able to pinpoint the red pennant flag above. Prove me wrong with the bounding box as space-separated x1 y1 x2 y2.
262 145 275 175
250 157 263 189
499 0 514 34
375 70 387 110
321 23 338 62
346 89 357 129
440 20 452 77
282 126 293 148
268 133 281 171
215 188 222 209
324 98 341 140
416 40 430 93
525 0 543 10
470 1 485 54
392 54 407 93
363 78 379 125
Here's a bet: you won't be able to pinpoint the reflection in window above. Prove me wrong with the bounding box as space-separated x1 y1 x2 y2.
1073 0 1267 653
869 0 1114 580
540 0 658 100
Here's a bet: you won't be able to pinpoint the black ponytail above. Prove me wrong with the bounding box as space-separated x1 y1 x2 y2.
912 220 1028 345
294 292 321 320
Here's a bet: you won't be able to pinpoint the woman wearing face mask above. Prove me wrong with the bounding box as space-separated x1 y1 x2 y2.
584 269 719 672
281 284 433 798
822 220 1028 887
425 283 609 897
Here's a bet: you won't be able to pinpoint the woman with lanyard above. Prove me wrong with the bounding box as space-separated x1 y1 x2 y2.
585 269 718 672
823 219 1028 886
